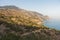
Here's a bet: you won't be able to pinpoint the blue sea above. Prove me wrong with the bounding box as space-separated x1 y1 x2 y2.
44 18 60 30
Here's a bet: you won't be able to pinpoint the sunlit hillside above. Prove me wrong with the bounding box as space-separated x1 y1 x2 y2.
0 6 60 40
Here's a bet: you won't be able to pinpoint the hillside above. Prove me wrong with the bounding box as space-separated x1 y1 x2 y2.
0 6 60 40
0 6 46 27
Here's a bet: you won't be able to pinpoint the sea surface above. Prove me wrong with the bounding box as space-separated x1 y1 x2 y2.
44 18 60 30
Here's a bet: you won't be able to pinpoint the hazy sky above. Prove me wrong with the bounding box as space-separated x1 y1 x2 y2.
0 0 60 18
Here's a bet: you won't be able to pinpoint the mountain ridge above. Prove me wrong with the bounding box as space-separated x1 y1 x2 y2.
0 5 46 27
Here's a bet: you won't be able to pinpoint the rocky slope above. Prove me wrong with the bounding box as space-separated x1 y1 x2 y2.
0 6 60 40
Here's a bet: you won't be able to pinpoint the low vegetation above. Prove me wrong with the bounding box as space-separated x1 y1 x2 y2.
0 6 60 40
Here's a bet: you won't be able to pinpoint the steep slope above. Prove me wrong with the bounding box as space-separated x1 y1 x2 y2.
0 6 60 40
0 6 45 27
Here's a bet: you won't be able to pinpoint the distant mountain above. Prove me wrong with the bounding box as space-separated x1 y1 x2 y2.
0 5 60 40
0 5 20 9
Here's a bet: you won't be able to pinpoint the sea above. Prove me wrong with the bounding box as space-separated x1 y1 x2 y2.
44 18 60 30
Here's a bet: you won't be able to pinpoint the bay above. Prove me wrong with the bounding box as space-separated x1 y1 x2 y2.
44 18 60 30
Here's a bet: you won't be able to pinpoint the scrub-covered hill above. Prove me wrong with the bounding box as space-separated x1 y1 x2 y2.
0 6 60 40
0 6 46 27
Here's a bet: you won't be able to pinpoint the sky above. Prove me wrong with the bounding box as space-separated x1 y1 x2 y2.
0 0 60 18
